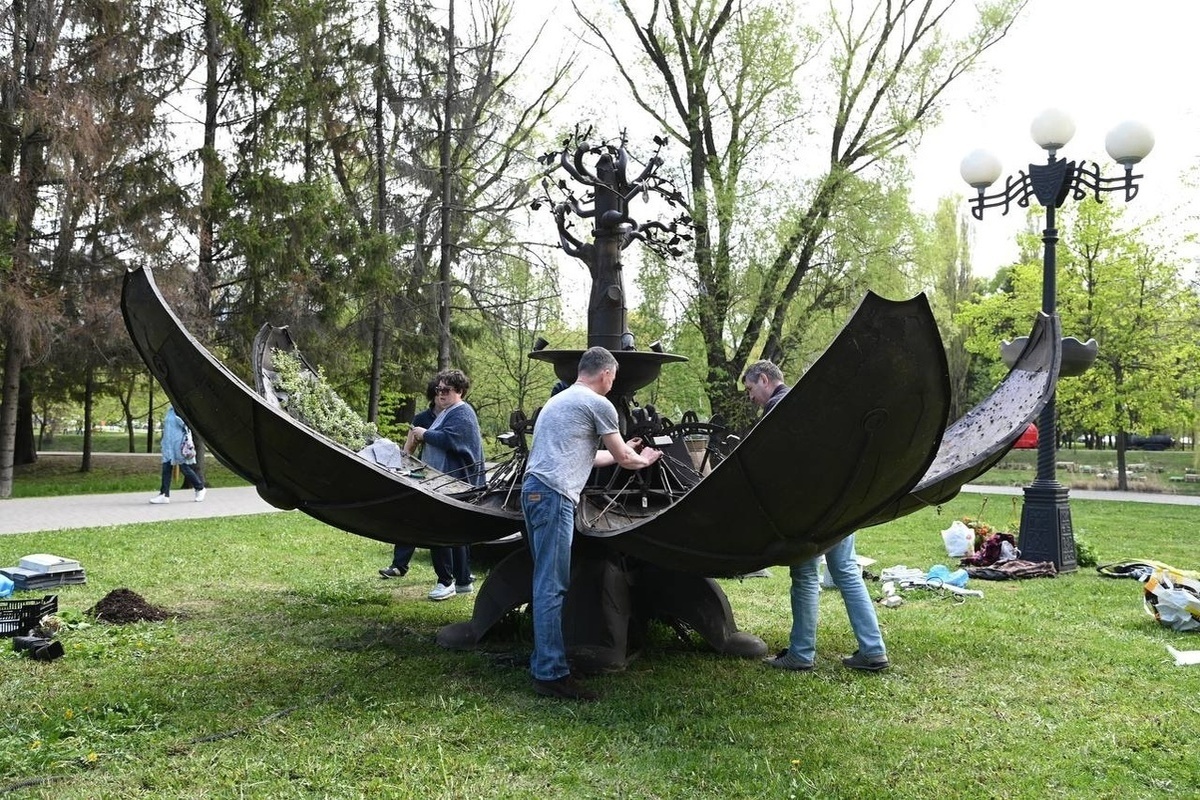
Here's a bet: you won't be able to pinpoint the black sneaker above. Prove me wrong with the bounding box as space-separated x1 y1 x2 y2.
379 567 406 579
842 650 889 672
532 674 598 701
763 649 814 671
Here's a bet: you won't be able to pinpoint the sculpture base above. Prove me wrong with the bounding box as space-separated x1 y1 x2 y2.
437 542 767 673
1018 482 1077 573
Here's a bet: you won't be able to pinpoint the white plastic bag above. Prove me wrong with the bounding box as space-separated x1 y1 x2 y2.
1144 569 1200 632
941 520 974 558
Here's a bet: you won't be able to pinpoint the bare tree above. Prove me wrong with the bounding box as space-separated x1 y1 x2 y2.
579 0 1025 419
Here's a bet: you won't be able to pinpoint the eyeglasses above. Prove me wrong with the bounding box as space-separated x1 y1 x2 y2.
434 386 453 395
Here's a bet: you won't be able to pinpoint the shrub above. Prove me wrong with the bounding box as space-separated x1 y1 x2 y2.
271 349 378 450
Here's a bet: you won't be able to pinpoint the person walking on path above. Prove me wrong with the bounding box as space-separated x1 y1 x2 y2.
740 360 889 673
522 347 662 701
406 369 484 601
149 405 206 504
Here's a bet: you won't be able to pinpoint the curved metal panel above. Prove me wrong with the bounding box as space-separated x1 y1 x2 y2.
124 266 1059 579
584 292 952 575
871 311 1061 520
121 266 522 548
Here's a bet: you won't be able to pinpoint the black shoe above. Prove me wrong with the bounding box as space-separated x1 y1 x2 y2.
842 650 889 672
763 649 814 671
532 674 598 701
379 566 406 579
13 636 65 662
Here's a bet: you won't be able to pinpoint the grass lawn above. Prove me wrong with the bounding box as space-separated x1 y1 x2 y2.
2 494 1198 798
974 448 1200 496
12 453 248 498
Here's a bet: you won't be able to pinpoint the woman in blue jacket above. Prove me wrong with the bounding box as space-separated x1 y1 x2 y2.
150 405 206 504
406 369 484 600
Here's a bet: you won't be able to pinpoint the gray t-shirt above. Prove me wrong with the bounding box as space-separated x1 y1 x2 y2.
525 383 620 503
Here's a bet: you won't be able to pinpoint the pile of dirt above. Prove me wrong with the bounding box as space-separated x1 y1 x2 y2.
87 588 171 624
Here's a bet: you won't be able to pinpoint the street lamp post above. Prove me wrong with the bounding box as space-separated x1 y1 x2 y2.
960 109 1153 572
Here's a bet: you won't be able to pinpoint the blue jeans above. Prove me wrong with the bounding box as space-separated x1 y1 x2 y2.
522 474 575 681
787 533 885 662
160 461 205 495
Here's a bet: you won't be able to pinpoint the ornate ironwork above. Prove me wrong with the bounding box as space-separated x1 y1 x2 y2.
968 158 1146 220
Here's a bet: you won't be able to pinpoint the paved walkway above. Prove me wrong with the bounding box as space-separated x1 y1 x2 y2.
1 483 1197 538
0 486 287 536
956 483 1200 506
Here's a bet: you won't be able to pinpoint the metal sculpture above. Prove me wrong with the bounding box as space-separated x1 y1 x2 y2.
120 134 1064 673
526 131 691 428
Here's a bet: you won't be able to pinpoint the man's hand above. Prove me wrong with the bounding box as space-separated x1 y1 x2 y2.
629 437 662 465
599 433 663 470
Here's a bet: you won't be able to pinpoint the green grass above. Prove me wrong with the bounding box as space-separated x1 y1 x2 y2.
11 453 249 498
2 496 1198 798
37 432 154 454
963 447 1200 496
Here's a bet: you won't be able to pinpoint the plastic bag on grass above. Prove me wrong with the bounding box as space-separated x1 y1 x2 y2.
941 520 974 558
1144 569 1200 632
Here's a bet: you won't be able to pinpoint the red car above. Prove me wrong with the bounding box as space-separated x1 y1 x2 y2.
1013 422 1038 449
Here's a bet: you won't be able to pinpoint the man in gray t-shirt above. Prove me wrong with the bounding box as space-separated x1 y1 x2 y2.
522 346 662 701
525 384 619 503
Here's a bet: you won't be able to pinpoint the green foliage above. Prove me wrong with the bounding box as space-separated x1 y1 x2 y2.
956 199 1200 446
1075 533 1099 568
914 196 982 417
585 0 1025 422
455 255 566 440
270 349 377 450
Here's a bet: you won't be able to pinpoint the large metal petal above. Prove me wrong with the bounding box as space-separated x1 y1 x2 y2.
121 266 522 547
582 292 952 575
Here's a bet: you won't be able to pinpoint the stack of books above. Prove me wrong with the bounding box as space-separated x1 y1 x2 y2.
1 553 87 590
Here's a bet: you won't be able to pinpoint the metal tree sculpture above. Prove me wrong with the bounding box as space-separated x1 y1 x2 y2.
536 129 691 354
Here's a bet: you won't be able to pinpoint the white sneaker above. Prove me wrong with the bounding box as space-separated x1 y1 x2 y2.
194 488 207 502
149 494 170 504
455 582 474 594
428 583 456 601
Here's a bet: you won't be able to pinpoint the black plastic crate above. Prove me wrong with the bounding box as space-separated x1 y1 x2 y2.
0 595 58 637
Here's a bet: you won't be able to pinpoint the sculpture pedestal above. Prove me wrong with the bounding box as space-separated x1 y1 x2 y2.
437 541 767 672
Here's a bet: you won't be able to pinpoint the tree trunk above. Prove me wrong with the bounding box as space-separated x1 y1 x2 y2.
81 366 95 473
368 314 384 422
197 4 219 300
365 0 387 423
1116 430 1129 491
436 0 456 370
15 373 36 465
146 379 155 454
0 341 24 497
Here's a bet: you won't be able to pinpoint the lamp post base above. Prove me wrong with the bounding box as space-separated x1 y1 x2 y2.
1018 482 1077 573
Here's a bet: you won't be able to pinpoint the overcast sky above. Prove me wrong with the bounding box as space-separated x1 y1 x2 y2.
910 0 1199 275
519 0 1199 286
